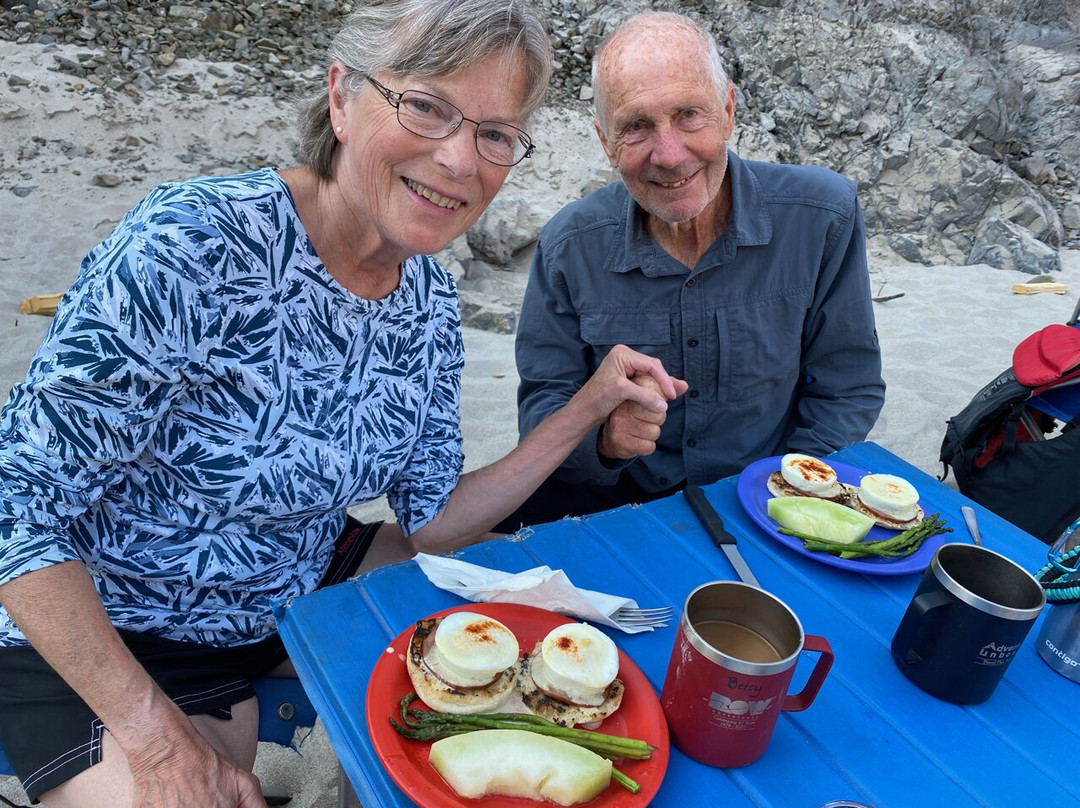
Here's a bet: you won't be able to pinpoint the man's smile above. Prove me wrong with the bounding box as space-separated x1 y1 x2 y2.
647 169 699 190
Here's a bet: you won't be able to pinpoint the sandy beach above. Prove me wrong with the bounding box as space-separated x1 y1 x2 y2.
3 35 1080 807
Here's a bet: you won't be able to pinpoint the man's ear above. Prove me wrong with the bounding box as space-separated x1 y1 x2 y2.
721 83 736 140
593 118 619 168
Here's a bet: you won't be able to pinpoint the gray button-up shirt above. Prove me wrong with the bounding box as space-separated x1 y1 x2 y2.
515 152 885 492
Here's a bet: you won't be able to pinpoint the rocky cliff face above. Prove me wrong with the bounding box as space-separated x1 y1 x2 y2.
3 0 1078 273
543 0 1080 268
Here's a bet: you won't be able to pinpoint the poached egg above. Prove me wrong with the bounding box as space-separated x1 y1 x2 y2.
857 474 920 522
528 623 619 708
779 453 845 499
425 611 520 687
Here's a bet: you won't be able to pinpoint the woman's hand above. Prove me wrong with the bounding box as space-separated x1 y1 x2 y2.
122 708 266 808
408 344 686 552
128 735 266 808
570 344 688 429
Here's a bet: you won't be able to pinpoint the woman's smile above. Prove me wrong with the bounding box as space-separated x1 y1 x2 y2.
404 177 465 211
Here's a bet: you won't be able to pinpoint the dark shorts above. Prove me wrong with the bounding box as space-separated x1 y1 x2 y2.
0 516 381 802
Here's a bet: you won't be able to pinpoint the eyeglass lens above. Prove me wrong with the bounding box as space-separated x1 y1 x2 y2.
395 90 530 166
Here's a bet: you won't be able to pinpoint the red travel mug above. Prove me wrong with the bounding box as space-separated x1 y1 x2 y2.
661 581 834 768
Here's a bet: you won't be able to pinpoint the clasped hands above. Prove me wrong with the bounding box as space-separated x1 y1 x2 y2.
570 345 686 461
598 362 688 461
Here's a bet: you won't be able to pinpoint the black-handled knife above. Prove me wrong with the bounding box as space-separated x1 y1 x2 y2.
684 484 761 587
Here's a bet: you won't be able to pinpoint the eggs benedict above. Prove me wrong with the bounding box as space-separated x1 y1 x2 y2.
767 453 849 503
851 473 924 529
406 612 520 714
516 622 624 728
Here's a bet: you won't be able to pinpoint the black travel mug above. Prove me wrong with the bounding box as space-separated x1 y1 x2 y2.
891 543 1045 704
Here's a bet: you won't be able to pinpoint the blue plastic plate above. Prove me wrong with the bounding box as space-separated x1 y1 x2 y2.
736 456 943 576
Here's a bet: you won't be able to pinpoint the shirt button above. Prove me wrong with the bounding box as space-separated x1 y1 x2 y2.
687 338 699 348
687 439 697 448
689 390 700 398
685 278 696 288
659 477 669 486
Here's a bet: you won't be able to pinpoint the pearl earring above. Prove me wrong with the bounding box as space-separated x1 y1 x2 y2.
335 126 343 133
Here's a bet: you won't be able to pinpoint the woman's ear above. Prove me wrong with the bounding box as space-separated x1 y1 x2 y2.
328 60 350 138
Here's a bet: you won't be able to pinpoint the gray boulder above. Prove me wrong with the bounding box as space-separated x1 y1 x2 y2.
966 217 1061 275
466 194 547 266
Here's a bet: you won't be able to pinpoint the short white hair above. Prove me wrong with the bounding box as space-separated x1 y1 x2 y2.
591 11 730 135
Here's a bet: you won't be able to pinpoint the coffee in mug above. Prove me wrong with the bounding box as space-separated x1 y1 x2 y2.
891 543 1045 704
693 620 784 663
660 581 833 768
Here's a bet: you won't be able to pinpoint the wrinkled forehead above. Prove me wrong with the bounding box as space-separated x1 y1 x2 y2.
603 19 708 70
600 21 715 94
602 30 717 103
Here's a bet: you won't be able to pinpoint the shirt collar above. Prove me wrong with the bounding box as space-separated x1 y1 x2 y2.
612 151 773 275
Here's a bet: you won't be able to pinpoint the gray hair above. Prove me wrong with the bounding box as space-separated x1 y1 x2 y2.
297 0 553 178
591 11 730 136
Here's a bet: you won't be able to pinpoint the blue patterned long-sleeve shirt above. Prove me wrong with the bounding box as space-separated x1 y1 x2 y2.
0 168 465 646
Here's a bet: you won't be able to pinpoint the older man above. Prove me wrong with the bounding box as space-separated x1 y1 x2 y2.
497 11 885 529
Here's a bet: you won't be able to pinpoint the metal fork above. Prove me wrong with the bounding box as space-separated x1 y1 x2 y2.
613 605 674 627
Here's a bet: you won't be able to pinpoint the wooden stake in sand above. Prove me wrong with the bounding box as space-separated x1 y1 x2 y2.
19 293 64 316
1012 282 1068 295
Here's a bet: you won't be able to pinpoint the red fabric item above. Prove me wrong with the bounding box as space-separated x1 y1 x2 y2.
1013 324 1080 387
973 408 1054 469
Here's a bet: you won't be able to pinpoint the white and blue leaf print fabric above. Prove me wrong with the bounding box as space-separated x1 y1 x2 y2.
0 168 464 646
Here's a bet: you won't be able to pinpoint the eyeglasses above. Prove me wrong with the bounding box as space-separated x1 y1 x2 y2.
365 76 535 167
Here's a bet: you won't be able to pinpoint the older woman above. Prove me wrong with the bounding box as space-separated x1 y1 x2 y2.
0 1 685 806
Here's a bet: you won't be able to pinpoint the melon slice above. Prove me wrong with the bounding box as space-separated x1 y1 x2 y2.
429 729 612 806
767 495 874 544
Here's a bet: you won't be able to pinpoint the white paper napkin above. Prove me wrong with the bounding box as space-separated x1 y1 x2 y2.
412 553 656 633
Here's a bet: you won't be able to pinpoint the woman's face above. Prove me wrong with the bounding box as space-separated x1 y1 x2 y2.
330 52 529 261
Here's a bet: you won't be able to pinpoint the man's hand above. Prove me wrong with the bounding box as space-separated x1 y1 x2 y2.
598 373 669 460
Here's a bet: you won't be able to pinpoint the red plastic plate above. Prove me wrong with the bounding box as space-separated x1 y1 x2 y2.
365 602 670 808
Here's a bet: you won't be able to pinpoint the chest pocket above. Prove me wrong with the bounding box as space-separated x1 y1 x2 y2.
716 289 811 405
580 309 679 374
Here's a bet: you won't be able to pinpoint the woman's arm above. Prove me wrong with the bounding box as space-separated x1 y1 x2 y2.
0 184 273 806
407 345 687 553
0 562 266 808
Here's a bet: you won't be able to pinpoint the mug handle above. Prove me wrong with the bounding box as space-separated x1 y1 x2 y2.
781 635 834 712
900 590 953 664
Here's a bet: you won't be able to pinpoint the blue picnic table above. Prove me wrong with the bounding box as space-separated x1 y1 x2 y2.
277 441 1078 808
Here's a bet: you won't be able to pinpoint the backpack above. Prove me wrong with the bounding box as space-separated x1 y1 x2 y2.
939 322 1080 545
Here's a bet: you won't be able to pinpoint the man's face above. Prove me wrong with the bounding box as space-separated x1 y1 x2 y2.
594 28 736 226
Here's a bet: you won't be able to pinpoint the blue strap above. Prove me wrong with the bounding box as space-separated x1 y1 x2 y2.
1036 522 1080 603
